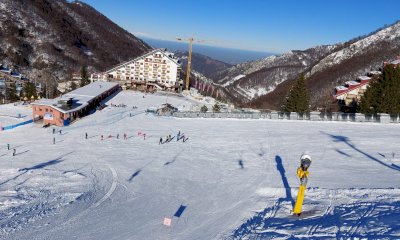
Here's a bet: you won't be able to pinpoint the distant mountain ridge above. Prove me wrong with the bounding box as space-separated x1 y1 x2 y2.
173 50 232 80
212 20 400 110
0 0 150 84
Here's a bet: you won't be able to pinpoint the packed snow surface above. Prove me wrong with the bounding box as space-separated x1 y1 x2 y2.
0 91 399 239
0 103 32 127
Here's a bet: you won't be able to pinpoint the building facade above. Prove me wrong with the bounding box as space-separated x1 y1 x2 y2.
105 49 182 92
334 76 372 106
32 82 119 126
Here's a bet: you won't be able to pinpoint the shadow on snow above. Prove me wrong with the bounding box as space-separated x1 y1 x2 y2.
322 132 400 172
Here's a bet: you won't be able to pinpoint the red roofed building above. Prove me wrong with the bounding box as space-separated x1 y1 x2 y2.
334 76 371 106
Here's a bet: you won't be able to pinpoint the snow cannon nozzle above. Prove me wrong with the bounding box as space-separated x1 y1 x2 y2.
300 154 311 171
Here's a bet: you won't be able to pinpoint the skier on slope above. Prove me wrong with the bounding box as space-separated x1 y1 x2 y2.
85 133 88 139
159 137 163 145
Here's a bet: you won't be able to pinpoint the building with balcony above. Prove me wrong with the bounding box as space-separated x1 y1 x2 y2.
105 49 182 92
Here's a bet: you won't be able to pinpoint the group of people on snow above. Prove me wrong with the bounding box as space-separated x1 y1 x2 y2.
159 130 189 145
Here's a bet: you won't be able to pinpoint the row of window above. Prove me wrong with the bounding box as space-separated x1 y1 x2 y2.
34 106 53 113
117 64 169 74
145 58 167 63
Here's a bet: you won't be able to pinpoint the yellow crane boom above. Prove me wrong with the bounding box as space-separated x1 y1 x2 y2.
176 37 207 93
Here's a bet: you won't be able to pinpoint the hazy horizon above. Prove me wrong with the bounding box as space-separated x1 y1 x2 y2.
141 37 274 64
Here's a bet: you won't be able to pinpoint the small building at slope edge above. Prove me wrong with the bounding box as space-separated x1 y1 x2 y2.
31 82 119 126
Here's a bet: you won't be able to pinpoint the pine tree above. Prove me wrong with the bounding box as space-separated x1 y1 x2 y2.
6 82 18 102
359 65 400 114
212 103 220 112
200 105 208 112
80 66 90 87
70 81 78 91
281 73 310 114
22 82 37 100
51 84 59 98
42 84 47 99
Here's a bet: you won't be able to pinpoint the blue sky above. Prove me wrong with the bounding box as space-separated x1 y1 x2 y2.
78 0 400 53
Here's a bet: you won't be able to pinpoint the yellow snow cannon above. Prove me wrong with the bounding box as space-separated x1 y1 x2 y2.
293 154 311 216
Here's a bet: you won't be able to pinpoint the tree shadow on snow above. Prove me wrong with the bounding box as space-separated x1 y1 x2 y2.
322 131 400 172
19 159 64 171
127 159 155 182
335 149 352 158
19 151 73 172
0 152 73 186
127 169 141 182
164 153 181 166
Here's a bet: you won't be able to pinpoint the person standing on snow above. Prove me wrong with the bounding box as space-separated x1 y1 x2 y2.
159 137 163 145
85 133 88 139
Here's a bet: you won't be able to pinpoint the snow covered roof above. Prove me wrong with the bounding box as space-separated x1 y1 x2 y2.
0 67 11 73
11 72 22 78
335 86 348 91
357 76 371 81
33 82 119 114
390 59 400 65
368 71 382 75
345 81 360 86
106 49 181 73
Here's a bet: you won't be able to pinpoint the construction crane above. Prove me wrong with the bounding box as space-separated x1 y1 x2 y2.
176 37 207 94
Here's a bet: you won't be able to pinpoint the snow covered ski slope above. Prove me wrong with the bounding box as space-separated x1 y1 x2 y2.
0 91 399 239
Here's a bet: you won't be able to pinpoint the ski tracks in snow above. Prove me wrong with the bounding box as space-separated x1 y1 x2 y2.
347 203 376 238
38 164 119 238
90 164 118 208
306 203 333 236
